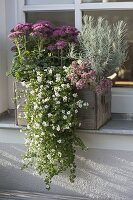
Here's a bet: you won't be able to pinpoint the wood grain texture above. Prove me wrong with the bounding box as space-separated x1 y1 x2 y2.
77 87 111 130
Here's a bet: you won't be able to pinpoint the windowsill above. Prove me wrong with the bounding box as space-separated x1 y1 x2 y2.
0 111 20 129
78 115 133 136
1 111 133 136
78 114 133 135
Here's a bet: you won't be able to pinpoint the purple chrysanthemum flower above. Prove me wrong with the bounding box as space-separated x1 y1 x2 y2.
30 32 43 38
14 23 24 31
53 28 66 37
32 24 44 31
32 20 53 32
23 23 33 31
37 20 53 28
8 31 24 39
56 40 67 49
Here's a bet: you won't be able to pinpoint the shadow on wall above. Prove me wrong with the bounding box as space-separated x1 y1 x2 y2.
0 144 133 200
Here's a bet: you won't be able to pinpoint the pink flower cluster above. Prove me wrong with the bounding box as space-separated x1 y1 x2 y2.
67 61 96 90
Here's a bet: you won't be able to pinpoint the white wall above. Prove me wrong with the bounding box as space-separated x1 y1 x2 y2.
0 0 8 113
5 0 18 109
112 88 133 113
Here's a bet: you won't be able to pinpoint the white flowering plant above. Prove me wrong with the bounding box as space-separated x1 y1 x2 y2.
9 20 88 190
21 66 87 189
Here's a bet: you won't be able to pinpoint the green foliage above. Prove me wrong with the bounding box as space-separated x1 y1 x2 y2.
22 66 87 189
70 16 128 80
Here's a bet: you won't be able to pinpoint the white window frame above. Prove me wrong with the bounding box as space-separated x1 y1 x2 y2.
15 0 133 114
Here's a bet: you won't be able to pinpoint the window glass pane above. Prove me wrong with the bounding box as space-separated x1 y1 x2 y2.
82 0 133 2
82 10 133 87
26 11 75 26
25 0 74 5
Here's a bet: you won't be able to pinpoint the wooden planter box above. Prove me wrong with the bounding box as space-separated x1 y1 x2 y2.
14 82 111 129
14 82 27 126
77 87 111 130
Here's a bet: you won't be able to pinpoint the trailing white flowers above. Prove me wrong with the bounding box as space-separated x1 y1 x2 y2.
22 66 87 189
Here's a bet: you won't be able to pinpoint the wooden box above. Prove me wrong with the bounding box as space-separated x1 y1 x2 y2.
77 86 111 130
14 82 111 129
14 82 27 126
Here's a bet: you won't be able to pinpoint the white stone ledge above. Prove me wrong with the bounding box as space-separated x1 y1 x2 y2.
0 190 88 200
1 128 133 151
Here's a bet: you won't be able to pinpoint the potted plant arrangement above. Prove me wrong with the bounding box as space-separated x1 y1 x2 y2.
8 16 128 189
68 16 128 129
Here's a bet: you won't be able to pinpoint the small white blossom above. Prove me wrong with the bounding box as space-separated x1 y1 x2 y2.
35 135 39 139
56 101 60 105
83 102 89 107
57 125 60 131
48 113 52 117
47 80 53 85
66 83 70 88
34 104 38 110
63 115 67 120
35 123 40 128
31 90 34 95
63 96 67 102
41 132 45 136
61 84 65 88
58 152 62 157
62 110 65 114
55 74 61 82
46 185 50 189
27 125 30 129
37 76 42 83
49 69 52 74
47 154 51 160
77 60 82 65
42 121 48 127
57 139 62 144
79 104 83 108
38 113 43 118
44 98 50 102
77 100 83 108
67 111 70 115
75 109 78 113
37 71 41 76
55 92 60 97
54 86 60 91
64 126 69 130
38 92 42 99
73 93 78 98
44 105 48 109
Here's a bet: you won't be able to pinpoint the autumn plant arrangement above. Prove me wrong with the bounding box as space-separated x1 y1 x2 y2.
9 16 128 189
9 20 88 189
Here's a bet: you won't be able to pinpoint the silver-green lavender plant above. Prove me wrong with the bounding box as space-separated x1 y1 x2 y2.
70 16 128 81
